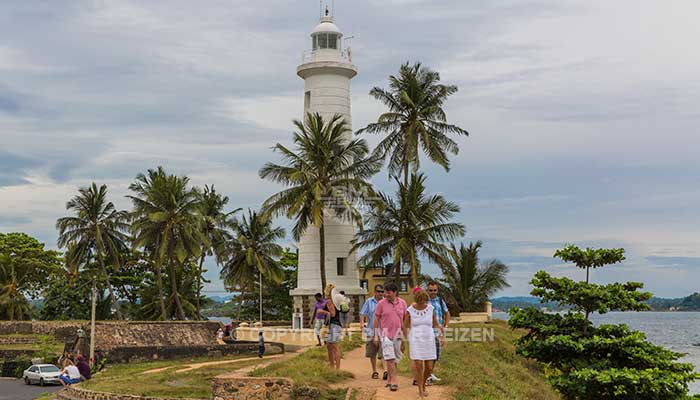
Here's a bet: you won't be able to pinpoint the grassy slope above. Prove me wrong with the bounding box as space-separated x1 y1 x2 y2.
80 355 259 399
398 320 560 400
250 334 362 388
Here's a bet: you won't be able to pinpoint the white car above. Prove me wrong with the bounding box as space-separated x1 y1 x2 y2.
23 364 61 386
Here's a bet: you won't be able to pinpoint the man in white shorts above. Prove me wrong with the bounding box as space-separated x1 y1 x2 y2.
373 282 407 392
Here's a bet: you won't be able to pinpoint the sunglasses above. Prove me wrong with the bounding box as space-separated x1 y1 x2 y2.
375 290 384 293
427 289 438 292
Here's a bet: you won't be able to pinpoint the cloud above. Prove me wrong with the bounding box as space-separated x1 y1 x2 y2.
1 0 699 298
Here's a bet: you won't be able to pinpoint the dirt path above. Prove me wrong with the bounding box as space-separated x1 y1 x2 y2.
142 354 286 375
333 346 452 400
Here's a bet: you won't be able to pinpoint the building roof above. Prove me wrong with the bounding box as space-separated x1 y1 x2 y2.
312 16 342 36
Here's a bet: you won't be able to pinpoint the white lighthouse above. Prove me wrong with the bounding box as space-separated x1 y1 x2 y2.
291 8 366 328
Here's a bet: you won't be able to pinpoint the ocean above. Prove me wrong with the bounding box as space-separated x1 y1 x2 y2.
493 311 700 394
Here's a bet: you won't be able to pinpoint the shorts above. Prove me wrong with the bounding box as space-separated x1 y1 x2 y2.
326 324 343 344
313 319 324 336
365 340 382 359
339 312 349 326
381 336 403 362
434 335 441 361
60 375 80 385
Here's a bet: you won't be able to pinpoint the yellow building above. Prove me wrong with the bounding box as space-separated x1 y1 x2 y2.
360 265 414 303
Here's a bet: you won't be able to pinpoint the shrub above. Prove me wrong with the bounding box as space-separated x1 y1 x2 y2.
510 246 700 400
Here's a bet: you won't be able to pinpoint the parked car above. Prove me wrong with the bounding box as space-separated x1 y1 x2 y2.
23 364 61 386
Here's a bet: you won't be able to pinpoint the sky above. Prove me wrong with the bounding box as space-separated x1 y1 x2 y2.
1 0 699 298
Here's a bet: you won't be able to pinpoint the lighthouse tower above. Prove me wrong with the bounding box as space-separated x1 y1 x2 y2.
290 8 366 328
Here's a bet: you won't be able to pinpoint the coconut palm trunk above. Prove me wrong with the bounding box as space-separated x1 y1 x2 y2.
154 259 168 320
96 251 122 319
195 251 206 320
168 255 186 320
319 223 327 291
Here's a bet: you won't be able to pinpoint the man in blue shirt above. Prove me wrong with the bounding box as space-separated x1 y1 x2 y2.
427 281 450 383
360 284 387 380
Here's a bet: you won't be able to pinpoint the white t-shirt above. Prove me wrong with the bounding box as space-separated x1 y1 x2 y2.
66 365 81 379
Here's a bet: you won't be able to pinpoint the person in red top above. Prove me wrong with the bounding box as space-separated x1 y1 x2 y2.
372 282 407 392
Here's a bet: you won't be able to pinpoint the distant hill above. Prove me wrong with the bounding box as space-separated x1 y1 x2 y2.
206 294 235 304
492 293 700 312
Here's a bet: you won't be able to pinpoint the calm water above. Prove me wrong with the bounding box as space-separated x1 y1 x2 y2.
493 311 700 394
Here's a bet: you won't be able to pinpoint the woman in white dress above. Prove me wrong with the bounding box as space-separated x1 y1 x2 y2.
403 288 444 397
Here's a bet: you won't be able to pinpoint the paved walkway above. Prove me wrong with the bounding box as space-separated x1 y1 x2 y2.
333 346 452 400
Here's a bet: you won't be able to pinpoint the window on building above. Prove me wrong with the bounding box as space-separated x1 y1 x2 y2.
304 91 311 110
337 257 346 276
328 33 338 49
312 36 317 50
360 279 368 291
318 34 328 49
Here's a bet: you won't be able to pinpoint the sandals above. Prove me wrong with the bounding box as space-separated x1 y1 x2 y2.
382 371 388 380
412 380 418 386
371 372 379 379
390 384 398 391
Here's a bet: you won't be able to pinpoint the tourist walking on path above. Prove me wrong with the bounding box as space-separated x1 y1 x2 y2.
360 284 387 380
405 288 444 397
373 282 407 392
258 331 265 358
339 290 350 336
427 280 450 384
312 292 327 346
322 284 343 369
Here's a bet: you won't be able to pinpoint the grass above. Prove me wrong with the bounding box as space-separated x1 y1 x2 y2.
80 355 260 399
250 333 362 389
397 320 560 400
32 392 55 400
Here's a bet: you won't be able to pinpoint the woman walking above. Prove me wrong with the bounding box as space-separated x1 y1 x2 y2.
319 283 343 369
404 288 444 397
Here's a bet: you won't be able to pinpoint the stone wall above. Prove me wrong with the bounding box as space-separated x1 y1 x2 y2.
57 386 205 400
0 335 37 345
92 321 222 350
0 321 84 341
212 376 294 400
107 342 283 363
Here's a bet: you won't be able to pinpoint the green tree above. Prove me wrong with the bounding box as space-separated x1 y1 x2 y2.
509 246 699 400
435 241 509 312
128 167 205 320
352 173 464 286
40 272 111 321
357 62 468 186
220 209 285 321
554 245 625 284
260 112 381 290
194 185 238 319
238 249 298 321
56 183 130 318
0 233 61 320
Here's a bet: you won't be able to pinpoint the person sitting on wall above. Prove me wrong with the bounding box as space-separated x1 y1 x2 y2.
75 355 92 381
59 359 82 386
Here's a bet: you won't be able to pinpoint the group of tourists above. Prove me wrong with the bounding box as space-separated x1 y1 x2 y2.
56 354 92 386
313 280 450 397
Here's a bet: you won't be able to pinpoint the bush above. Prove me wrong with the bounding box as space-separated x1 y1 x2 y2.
510 246 700 400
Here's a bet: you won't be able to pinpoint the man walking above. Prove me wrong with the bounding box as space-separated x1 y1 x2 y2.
373 282 407 392
311 292 327 346
360 284 387 380
427 281 450 384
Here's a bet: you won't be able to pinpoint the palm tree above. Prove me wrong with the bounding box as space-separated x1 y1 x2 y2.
56 183 130 319
352 173 465 287
0 254 33 320
260 112 381 290
357 62 468 185
437 241 509 312
220 209 285 322
128 167 204 320
194 185 239 319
